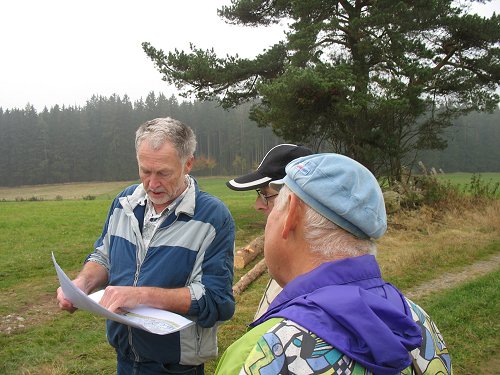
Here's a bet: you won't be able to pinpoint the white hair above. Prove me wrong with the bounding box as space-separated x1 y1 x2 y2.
135 117 197 163
274 185 376 258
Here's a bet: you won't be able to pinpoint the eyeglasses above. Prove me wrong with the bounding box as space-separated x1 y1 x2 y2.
256 189 279 206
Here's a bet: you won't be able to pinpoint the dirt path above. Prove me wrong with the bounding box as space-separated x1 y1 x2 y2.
404 252 500 300
405 252 500 374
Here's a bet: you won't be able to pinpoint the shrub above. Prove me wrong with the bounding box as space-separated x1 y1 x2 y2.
395 175 461 209
28 196 44 201
418 176 461 205
396 173 499 211
466 174 500 199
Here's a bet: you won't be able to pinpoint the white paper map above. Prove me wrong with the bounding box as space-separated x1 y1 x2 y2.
52 252 194 335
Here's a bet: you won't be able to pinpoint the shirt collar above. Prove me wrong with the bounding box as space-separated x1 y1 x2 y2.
143 175 191 216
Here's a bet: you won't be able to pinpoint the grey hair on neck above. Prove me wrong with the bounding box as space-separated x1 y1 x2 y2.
274 185 376 258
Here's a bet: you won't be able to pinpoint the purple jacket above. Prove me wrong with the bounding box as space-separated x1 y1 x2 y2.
252 255 422 375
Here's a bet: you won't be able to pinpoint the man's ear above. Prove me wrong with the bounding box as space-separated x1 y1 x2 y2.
282 193 300 239
184 156 194 174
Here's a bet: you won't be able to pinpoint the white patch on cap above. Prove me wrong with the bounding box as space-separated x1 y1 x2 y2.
228 176 272 189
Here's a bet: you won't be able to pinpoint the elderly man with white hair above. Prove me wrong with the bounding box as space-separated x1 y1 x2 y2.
57 117 235 375
216 153 452 375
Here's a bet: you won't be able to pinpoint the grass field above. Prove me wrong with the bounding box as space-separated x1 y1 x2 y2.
435 172 500 185
435 172 500 197
0 180 139 201
0 176 499 374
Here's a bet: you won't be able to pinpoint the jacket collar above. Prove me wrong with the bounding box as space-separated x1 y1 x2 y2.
252 255 422 375
119 176 197 218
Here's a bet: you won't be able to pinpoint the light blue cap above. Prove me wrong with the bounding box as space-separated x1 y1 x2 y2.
270 153 387 239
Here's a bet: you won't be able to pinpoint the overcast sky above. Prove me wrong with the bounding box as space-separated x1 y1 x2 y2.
0 0 498 112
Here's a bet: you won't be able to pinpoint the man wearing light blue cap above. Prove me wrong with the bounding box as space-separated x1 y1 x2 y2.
216 153 452 375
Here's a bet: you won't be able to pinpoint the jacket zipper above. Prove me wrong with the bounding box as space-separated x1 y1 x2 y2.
128 212 181 362
127 205 147 363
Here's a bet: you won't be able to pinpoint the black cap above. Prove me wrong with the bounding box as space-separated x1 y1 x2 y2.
226 144 313 191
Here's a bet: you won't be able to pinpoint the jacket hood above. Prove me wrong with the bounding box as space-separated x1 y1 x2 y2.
252 255 422 375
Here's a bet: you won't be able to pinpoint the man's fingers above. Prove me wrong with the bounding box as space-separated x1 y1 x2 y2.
56 287 77 313
108 303 126 314
58 298 77 313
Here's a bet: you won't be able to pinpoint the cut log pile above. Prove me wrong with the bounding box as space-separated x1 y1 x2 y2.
232 259 268 295
232 235 267 295
234 235 264 269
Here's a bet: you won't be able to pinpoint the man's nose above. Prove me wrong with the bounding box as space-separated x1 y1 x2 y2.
148 174 161 189
254 196 268 212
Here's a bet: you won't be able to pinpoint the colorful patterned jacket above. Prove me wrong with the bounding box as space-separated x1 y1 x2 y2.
216 255 452 374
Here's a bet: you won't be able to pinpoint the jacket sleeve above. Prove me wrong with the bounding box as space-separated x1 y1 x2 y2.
187 203 236 327
85 187 136 271
85 204 114 271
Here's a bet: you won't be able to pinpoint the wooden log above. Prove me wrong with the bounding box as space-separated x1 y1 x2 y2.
233 258 268 295
234 235 265 269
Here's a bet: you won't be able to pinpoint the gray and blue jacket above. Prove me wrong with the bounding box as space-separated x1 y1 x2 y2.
86 179 235 365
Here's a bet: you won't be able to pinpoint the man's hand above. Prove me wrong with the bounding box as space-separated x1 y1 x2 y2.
56 261 108 313
98 286 142 314
56 278 87 313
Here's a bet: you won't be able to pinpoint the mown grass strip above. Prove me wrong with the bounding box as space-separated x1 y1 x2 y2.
385 240 500 292
412 269 500 375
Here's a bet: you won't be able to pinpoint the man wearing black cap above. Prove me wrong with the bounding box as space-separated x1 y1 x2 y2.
226 144 313 319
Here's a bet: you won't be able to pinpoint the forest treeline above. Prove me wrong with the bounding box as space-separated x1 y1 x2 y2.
0 92 498 187
0 92 282 187
418 110 500 173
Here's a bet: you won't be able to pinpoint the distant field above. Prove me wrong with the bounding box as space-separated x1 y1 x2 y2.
2 173 499 201
435 172 500 186
434 172 500 198
0 180 138 201
0 173 500 201
0 177 264 249
0 176 244 202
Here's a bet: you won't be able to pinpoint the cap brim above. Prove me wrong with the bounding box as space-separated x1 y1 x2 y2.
226 171 272 191
269 178 285 191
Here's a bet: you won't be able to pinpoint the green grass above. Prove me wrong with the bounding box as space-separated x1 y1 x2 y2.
0 313 115 374
414 269 500 375
383 240 500 292
435 172 500 186
435 172 500 198
196 177 265 247
0 177 498 374
0 200 109 292
0 178 263 374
